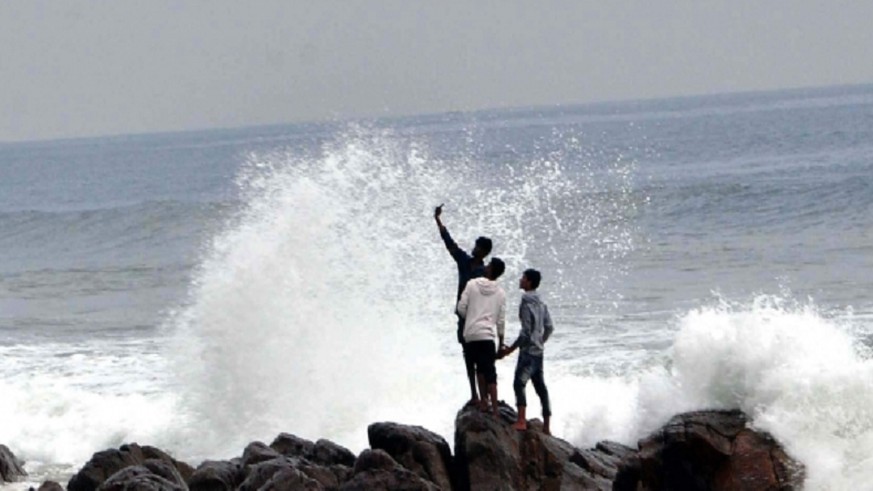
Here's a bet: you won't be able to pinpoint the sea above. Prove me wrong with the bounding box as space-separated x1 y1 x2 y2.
1 84 872 490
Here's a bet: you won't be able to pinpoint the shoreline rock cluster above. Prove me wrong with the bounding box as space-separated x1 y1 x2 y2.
2 405 805 490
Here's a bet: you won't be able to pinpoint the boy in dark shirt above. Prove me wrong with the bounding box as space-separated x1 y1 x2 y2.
435 204 493 405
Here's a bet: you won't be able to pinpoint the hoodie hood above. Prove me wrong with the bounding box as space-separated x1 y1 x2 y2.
521 291 543 305
472 277 500 296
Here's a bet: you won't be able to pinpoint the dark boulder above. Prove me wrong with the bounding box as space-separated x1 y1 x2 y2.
69 443 193 491
295 462 351 490
257 467 322 491
141 460 187 489
630 410 805 490
368 422 453 490
142 447 194 483
339 449 437 491
37 481 65 491
453 402 621 490
269 434 315 459
96 465 184 491
308 440 356 468
240 442 283 469
238 457 299 491
187 460 241 491
0 444 27 482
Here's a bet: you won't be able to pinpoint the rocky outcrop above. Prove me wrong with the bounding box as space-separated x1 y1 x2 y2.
97 465 185 491
0 444 27 482
187 460 241 491
616 410 805 490
68 443 193 491
339 449 437 490
368 422 453 490
62 408 804 491
453 402 629 490
37 481 65 491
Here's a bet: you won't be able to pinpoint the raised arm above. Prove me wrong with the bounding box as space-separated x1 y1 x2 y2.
435 204 467 263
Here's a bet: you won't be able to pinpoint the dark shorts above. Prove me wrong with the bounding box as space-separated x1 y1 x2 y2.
465 340 497 385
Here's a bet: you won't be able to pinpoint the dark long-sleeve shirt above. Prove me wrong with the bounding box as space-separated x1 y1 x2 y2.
439 226 485 301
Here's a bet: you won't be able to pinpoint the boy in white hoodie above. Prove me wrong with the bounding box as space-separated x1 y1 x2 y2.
457 258 506 417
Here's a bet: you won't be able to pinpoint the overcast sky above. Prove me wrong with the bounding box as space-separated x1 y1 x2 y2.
2 1 872 142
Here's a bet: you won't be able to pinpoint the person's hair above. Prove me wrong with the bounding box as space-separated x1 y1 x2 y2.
489 258 505 279
475 236 493 256
523 269 542 289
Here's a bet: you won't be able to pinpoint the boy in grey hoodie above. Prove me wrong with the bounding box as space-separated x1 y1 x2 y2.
499 269 554 434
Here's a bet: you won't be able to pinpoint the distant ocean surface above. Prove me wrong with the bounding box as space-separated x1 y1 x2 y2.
2 85 872 490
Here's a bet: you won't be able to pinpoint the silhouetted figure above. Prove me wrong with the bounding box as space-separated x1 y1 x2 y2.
435 204 493 405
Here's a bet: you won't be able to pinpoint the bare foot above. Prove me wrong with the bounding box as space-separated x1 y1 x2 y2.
543 428 551 436
512 420 527 431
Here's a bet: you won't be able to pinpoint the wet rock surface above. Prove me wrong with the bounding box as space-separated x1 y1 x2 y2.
0 444 27 482
52 407 803 491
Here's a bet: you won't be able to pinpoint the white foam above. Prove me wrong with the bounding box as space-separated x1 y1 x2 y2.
163 126 639 459
544 296 873 490
669 297 873 489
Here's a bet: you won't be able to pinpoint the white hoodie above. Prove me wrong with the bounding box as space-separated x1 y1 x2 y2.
457 277 506 343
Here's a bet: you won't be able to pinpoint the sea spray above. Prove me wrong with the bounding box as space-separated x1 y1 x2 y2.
669 296 873 489
165 125 639 459
552 295 873 490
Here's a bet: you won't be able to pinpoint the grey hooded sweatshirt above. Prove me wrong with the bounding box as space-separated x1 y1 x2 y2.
510 291 554 356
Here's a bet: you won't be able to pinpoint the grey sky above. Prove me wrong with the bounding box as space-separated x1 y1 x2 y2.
2 1 872 142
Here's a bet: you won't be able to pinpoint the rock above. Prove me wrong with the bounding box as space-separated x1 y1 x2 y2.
632 410 805 490
339 449 437 491
270 434 315 459
69 443 193 491
238 458 298 491
141 460 187 489
240 442 283 469
96 465 185 491
368 422 453 490
453 402 522 490
454 401 616 490
295 462 350 490
38 481 65 491
187 460 241 491
454 403 636 490
308 440 356 468
69 444 145 491
258 467 322 491
0 444 27 482
142 447 195 483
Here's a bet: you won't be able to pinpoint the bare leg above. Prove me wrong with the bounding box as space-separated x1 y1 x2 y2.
463 345 478 405
513 406 527 431
488 383 499 418
467 369 478 405
543 415 551 436
476 373 489 411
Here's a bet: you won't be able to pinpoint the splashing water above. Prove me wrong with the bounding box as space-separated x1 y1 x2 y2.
165 126 639 458
551 295 873 490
